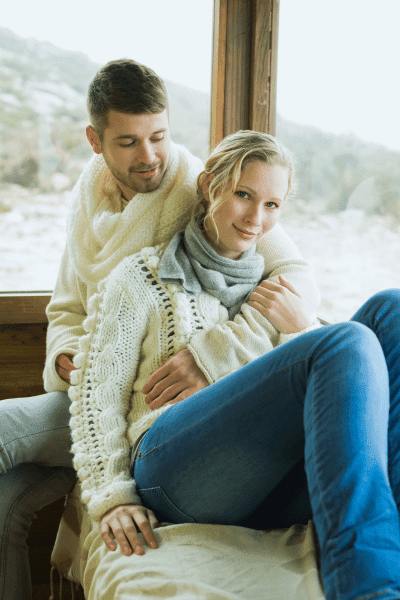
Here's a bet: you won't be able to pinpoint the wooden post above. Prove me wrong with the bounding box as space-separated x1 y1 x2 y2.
210 0 280 149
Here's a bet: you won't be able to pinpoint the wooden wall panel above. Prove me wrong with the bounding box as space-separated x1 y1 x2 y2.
0 323 47 400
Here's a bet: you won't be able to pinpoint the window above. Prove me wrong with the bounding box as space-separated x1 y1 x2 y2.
0 0 213 292
276 0 400 322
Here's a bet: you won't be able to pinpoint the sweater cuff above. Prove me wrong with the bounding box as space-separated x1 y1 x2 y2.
83 479 143 523
278 320 322 345
43 346 79 392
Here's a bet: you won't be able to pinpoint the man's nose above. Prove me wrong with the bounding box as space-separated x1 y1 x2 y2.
137 140 156 164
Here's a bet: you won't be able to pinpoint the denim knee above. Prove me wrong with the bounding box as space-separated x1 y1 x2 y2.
323 320 382 354
361 288 400 315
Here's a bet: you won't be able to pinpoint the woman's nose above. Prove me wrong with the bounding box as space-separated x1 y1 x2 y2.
244 204 262 225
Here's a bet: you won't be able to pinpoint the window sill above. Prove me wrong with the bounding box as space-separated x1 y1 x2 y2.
0 293 51 324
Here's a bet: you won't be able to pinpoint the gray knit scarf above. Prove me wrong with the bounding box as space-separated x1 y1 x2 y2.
158 213 265 318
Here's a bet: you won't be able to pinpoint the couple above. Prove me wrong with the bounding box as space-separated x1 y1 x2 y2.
1 59 400 600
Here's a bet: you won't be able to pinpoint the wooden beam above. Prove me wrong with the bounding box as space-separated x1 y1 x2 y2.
0 293 51 324
210 0 227 150
250 0 280 135
223 0 252 136
210 0 280 147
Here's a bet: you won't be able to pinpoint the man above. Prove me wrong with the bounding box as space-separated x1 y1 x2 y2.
0 59 320 600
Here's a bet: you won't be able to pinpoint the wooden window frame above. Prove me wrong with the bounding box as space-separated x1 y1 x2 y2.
0 292 51 325
0 0 280 321
211 0 280 149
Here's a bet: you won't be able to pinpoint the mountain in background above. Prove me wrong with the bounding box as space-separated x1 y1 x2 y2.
1 26 399 219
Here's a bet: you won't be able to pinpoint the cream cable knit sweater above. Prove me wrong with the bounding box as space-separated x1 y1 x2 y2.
44 142 320 392
69 245 320 522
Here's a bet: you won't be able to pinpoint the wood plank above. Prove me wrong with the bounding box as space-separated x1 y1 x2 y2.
0 293 51 325
0 323 47 399
250 0 273 133
210 0 280 142
224 0 252 136
210 0 227 149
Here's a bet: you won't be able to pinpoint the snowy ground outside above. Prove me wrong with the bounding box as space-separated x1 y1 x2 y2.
1 185 400 324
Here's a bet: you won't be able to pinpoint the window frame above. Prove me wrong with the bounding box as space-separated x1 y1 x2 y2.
0 0 280 324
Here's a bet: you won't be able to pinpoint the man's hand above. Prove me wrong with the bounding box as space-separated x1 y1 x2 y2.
55 353 77 384
143 349 209 410
248 275 312 334
100 504 159 556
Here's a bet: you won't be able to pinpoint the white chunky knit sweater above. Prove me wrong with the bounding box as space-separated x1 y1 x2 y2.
69 245 320 522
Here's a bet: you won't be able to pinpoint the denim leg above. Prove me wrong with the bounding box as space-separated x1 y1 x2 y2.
302 321 400 600
0 463 76 600
134 321 400 600
351 289 400 507
0 392 73 472
0 392 76 600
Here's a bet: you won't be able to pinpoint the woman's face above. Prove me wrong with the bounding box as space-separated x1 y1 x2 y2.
204 161 289 260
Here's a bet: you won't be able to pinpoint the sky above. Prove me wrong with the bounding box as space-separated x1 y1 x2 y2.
2 0 400 151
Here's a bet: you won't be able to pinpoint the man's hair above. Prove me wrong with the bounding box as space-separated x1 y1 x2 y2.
195 130 295 230
87 59 168 138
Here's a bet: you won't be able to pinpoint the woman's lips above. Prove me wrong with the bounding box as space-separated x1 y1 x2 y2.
234 225 258 238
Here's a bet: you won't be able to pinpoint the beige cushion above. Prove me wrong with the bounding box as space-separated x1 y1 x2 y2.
52 483 325 600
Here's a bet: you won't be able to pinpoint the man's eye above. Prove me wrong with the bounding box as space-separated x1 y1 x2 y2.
151 136 164 143
119 141 135 147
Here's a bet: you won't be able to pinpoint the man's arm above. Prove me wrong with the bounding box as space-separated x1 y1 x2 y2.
44 244 87 391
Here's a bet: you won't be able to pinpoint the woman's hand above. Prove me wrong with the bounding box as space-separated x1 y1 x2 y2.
248 275 312 334
100 504 160 556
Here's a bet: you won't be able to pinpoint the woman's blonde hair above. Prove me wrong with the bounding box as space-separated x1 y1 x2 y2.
196 130 294 233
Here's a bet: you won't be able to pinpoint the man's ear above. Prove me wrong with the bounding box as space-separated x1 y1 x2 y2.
86 125 102 154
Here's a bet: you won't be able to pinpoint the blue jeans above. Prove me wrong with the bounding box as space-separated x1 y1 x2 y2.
134 289 400 600
0 391 76 600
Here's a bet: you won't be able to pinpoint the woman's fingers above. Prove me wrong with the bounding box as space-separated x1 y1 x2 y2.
277 274 301 296
100 505 160 556
100 521 118 552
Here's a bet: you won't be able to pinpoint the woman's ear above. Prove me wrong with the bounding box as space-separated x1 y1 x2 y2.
86 125 102 155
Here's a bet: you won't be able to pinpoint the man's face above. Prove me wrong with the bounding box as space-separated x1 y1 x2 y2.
87 109 170 200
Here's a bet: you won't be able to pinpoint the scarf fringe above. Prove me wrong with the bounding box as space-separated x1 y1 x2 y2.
50 564 82 599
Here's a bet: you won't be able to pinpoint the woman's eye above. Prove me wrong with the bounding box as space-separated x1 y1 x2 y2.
265 201 278 208
236 190 249 199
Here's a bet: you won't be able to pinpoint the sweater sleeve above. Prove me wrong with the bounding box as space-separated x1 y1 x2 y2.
187 224 321 384
256 223 321 313
44 244 88 392
68 274 147 522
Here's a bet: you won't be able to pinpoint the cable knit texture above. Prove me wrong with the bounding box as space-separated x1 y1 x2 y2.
68 246 224 521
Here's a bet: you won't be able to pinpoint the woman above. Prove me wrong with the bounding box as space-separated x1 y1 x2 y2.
69 131 400 600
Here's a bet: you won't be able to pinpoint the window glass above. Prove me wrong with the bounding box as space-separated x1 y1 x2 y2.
276 0 400 322
0 1 213 291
